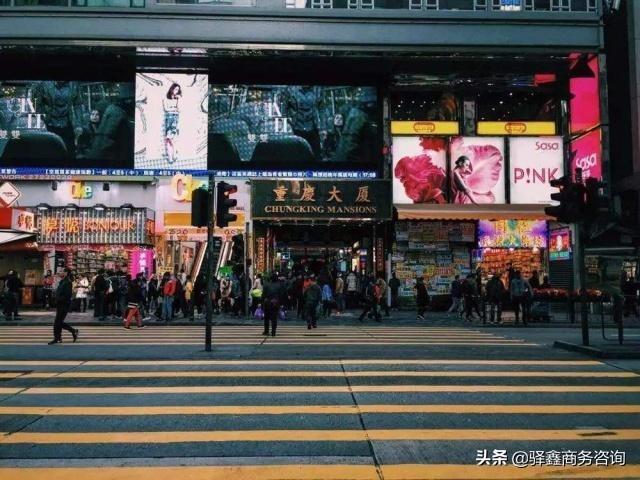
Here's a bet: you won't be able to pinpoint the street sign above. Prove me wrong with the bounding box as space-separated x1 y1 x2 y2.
0 182 21 207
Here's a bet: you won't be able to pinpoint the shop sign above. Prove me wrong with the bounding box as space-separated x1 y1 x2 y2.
570 129 602 181
256 236 266 273
70 181 93 199
477 220 548 249
509 137 564 204
476 121 556 136
170 174 207 202
570 55 600 134
251 180 391 220
130 249 154 277
12 209 35 232
391 121 459 136
0 182 20 207
38 208 151 245
549 228 572 261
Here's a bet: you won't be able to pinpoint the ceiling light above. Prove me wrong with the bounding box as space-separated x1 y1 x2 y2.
93 204 107 211
65 203 78 211
36 203 50 211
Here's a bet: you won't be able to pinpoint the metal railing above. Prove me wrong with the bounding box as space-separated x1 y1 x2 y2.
0 0 598 9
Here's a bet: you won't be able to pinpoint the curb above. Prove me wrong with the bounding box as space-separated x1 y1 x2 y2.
553 340 640 359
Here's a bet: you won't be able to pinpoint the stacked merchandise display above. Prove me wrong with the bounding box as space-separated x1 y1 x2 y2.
392 221 474 302
72 248 129 275
472 248 543 283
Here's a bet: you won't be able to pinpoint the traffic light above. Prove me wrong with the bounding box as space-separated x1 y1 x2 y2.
544 175 586 223
215 181 238 228
584 178 609 220
230 234 244 264
191 187 210 227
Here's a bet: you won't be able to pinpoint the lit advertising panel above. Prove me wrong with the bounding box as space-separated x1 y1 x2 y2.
0 80 134 169
549 228 572 261
449 136 506 204
478 220 548 249
392 136 447 204
135 73 208 171
509 136 564 204
570 129 602 181
209 85 379 167
569 55 600 134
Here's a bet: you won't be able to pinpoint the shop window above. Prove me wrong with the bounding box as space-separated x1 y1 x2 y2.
14 0 68 5
438 0 475 9
375 0 408 8
391 92 459 121
476 91 557 122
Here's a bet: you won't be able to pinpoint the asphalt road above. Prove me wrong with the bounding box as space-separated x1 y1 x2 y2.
0 321 638 480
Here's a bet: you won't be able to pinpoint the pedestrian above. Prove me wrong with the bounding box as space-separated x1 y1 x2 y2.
346 269 357 309
93 269 108 321
262 273 285 337
161 272 177 322
388 272 400 311
136 273 149 319
447 275 463 315
3 271 23 320
75 273 89 313
510 271 531 325
303 275 322 329
485 273 505 324
377 277 390 317
322 281 333 318
529 270 541 290
359 274 381 322
173 274 185 318
184 274 194 320
123 275 144 329
294 274 305 319
42 270 55 310
415 277 429 320
48 268 78 344
148 274 159 313
334 273 345 315
220 276 233 313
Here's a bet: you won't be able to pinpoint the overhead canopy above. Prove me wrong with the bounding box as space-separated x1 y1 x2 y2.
396 204 552 221
0 231 36 246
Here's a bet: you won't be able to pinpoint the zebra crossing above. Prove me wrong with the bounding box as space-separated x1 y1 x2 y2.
0 325 535 346
0 357 638 479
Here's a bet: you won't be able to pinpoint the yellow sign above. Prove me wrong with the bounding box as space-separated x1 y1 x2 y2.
70 181 92 199
391 121 459 136
170 174 207 202
477 121 556 136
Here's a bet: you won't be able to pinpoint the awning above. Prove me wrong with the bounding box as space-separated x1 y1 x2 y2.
0 231 35 245
396 204 552 221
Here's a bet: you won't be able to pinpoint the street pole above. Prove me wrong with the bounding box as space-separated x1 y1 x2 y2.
205 174 215 352
577 223 589 346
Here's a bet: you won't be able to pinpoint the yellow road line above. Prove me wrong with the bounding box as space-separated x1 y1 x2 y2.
15 370 638 379
0 388 23 394
1 404 638 416
18 385 640 394
0 342 534 346
1 428 638 444
1 464 637 480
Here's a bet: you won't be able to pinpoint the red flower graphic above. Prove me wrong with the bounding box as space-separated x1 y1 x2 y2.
394 152 446 204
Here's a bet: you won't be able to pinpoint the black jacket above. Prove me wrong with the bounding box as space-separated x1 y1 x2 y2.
416 282 429 306
94 275 107 294
55 277 73 306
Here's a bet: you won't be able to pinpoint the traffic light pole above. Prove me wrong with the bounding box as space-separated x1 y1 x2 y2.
576 223 590 346
205 174 215 352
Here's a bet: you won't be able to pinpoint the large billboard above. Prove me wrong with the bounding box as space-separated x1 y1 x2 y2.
0 81 134 169
135 73 209 171
449 136 505 204
209 85 379 167
392 136 447 204
570 129 602 181
509 136 564 204
478 220 548 249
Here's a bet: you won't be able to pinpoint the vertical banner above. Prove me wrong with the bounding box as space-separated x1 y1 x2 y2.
449 136 506 204
509 137 564 204
135 73 209 171
570 129 602 180
392 136 447 204
569 55 600 134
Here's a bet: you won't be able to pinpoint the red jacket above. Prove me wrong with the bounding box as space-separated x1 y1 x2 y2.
163 279 176 297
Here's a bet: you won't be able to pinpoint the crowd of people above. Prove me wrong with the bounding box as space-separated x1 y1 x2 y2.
446 265 550 325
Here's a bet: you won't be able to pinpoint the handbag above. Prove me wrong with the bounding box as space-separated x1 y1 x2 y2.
278 308 286 321
254 306 264 319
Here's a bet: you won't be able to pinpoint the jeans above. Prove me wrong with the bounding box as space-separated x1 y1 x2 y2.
162 296 174 321
94 294 105 319
448 296 462 314
512 296 530 324
335 293 345 312
488 300 502 323
53 302 74 340
263 299 279 335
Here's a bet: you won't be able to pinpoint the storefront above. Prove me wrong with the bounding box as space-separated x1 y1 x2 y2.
37 206 155 277
251 179 391 277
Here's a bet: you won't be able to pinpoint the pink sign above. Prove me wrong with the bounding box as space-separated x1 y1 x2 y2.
571 129 602 181
130 249 154 278
569 55 600 134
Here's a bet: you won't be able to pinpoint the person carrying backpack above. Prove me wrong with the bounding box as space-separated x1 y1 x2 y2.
358 274 381 322
303 275 322 329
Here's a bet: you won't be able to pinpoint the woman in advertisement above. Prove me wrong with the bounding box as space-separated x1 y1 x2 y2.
452 155 477 204
163 83 182 164
451 138 504 204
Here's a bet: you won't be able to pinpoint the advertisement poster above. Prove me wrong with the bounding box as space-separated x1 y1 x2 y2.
549 228 572 261
449 136 505 204
509 136 564 204
570 129 602 180
0 80 134 169
478 220 548 249
569 55 600 134
135 73 208 171
392 136 447 204
209 85 378 166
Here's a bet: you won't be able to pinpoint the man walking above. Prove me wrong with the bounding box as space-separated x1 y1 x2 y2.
485 273 505 324
48 268 78 345
388 272 400 311
358 274 381 322
303 275 322 329
447 275 463 316
162 273 177 323
42 270 55 310
415 277 429 320
334 273 345 315
262 273 285 337
510 271 532 326
4 271 23 320
377 277 390 317
93 269 108 321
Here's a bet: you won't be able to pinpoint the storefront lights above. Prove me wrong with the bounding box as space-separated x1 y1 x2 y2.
93 204 107 211
36 203 50 211
65 203 78 211
121 203 134 211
